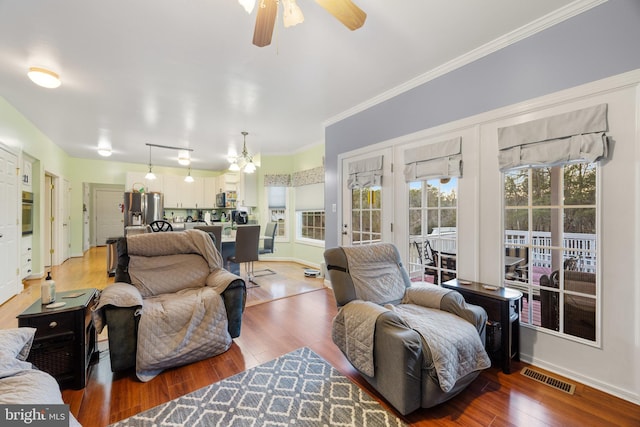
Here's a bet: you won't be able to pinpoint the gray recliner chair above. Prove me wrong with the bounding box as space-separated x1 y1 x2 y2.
324 243 490 415
102 230 246 374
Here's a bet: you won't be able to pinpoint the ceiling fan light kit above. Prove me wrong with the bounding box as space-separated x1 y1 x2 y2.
250 0 366 47
238 0 256 14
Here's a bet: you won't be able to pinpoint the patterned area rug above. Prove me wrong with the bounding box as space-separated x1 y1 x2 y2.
110 347 406 427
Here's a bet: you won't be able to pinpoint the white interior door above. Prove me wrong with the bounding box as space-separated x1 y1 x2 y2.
45 175 52 267
62 179 71 261
83 183 90 252
341 148 393 246
95 189 124 245
0 146 18 304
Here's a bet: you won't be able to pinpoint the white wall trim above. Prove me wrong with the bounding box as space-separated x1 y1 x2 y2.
324 0 607 127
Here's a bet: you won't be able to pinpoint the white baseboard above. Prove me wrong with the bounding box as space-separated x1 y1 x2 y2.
520 353 640 405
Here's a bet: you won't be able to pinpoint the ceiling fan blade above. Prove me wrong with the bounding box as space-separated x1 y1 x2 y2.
253 0 278 47
315 0 366 31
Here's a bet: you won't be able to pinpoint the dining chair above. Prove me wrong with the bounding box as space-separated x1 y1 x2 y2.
194 225 223 253
227 224 261 287
149 220 173 232
254 222 278 277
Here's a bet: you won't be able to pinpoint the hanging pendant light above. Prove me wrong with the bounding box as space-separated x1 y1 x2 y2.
145 145 156 180
228 131 258 173
184 167 194 183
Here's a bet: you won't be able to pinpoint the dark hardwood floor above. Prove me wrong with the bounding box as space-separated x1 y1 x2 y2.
2 247 639 426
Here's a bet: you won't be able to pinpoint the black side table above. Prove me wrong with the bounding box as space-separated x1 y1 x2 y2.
17 288 99 389
442 279 522 374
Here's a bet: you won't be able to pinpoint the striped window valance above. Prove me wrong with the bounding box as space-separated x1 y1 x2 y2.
347 155 383 189
498 103 610 172
403 137 462 182
264 174 291 187
292 166 324 187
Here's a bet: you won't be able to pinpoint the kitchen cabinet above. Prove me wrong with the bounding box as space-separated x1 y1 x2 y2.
126 172 163 193
220 172 240 193
240 172 257 207
203 177 217 208
164 175 205 209
21 235 32 279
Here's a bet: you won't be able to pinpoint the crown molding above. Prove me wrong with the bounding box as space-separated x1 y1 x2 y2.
324 0 607 128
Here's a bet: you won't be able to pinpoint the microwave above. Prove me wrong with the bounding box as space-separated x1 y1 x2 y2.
215 192 226 208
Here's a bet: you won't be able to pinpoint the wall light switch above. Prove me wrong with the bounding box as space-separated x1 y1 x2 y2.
332 204 337 213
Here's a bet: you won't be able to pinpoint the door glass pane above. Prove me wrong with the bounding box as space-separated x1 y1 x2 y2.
504 170 529 206
532 167 551 206
505 208 528 232
564 208 596 234
564 163 596 205
352 189 360 209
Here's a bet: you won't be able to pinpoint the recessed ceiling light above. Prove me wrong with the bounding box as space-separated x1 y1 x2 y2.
27 67 62 89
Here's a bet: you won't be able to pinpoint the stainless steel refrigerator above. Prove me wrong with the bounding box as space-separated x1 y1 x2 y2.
123 192 164 227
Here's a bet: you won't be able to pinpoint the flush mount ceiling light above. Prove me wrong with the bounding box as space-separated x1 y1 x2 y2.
228 131 257 174
97 146 112 157
178 150 191 166
251 0 366 47
97 132 112 157
27 67 62 89
145 143 194 167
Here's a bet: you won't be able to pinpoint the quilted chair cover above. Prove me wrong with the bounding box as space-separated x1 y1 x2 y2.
325 243 489 415
95 229 246 381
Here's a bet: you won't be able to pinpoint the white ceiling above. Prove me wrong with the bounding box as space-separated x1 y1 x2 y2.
0 0 583 171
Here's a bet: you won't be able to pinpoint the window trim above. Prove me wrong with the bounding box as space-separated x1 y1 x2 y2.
295 210 325 246
501 163 601 347
265 186 290 242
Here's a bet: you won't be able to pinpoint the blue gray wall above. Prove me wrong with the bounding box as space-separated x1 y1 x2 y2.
324 0 640 248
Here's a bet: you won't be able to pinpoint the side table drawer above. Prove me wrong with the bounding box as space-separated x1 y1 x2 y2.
21 311 75 338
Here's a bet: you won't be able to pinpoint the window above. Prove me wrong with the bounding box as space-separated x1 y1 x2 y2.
408 177 457 284
294 180 324 244
297 210 325 242
267 186 288 240
351 186 382 245
503 163 598 342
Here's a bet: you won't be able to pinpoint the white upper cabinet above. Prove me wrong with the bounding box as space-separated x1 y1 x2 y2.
240 172 257 207
203 177 217 208
164 175 205 208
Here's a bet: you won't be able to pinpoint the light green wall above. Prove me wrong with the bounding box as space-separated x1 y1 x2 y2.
1 96 325 273
258 144 326 268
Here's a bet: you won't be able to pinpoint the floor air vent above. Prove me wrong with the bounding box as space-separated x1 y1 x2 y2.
520 367 576 395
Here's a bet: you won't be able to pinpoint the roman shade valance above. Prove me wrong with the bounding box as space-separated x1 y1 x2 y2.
498 103 609 171
264 174 291 187
403 137 462 182
347 155 383 189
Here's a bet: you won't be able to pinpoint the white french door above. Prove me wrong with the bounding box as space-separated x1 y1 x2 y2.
340 148 393 246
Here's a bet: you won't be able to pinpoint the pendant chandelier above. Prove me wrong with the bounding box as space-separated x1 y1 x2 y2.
228 131 257 174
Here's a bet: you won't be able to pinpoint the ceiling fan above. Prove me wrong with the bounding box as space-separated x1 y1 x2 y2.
247 0 367 48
